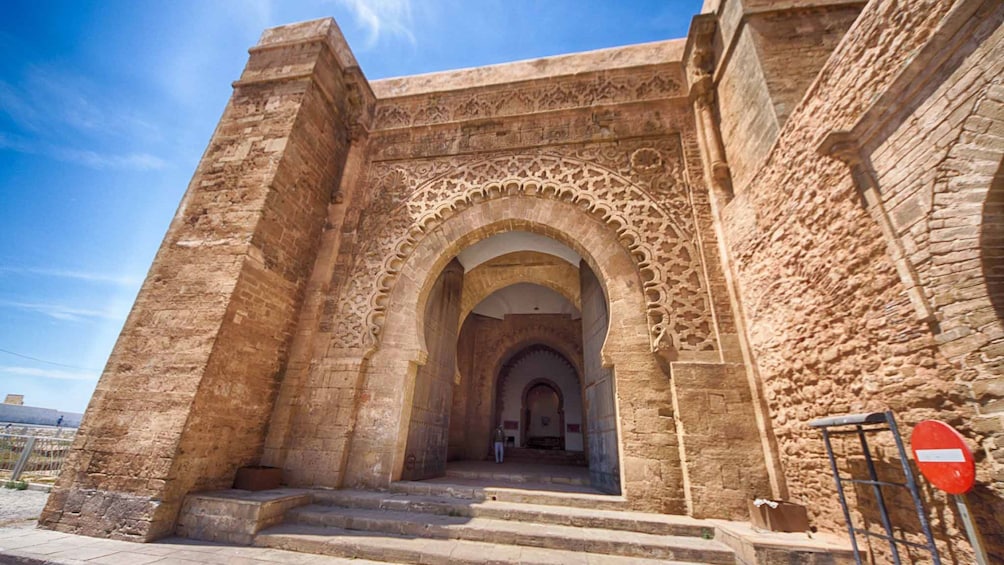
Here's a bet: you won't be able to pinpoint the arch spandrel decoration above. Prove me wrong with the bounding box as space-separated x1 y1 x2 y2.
332 139 716 354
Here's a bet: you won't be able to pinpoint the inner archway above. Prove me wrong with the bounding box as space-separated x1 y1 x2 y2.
524 381 562 449
400 229 620 492
495 346 582 453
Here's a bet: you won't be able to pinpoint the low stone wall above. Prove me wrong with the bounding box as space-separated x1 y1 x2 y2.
0 405 82 428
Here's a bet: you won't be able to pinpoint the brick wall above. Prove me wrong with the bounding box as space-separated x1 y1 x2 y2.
715 0 1004 559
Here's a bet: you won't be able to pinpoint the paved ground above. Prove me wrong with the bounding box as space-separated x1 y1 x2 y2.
0 486 48 528
0 488 393 564
0 527 394 564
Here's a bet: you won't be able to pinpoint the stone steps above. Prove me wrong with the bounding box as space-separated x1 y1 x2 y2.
282 504 733 562
503 447 588 467
390 479 631 510
256 524 700 565
253 484 736 564
311 489 711 537
444 464 590 486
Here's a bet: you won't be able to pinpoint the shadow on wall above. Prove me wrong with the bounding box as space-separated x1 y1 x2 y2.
982 157 1004 322
846 453 1004 563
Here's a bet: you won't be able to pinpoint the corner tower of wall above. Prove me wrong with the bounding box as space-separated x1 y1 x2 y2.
39 18 371 541
707 0 864 192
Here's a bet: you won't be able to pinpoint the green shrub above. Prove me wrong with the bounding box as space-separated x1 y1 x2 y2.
2 480 28 490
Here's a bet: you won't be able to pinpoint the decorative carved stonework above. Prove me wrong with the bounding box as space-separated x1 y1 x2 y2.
369 101 694 162
373 67 684 130
329 139 716 355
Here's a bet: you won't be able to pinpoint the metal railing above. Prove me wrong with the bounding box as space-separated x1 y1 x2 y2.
0 433 72 483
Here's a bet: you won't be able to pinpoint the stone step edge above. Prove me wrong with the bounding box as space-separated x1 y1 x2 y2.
444 469 590 485
255 524 712 565
390 480 629 509
285 505 735 563
310 489 712 537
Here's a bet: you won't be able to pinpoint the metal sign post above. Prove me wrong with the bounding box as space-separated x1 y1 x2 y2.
910 420 989 565
809 411 941 565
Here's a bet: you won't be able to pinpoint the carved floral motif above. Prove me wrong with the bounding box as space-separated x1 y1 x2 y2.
330 139 716 355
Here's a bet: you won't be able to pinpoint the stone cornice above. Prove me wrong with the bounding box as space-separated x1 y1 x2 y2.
371 64 686 131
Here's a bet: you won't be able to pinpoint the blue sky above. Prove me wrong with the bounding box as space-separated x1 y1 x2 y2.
0 0 702 414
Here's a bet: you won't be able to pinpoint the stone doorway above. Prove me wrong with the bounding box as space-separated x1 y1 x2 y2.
522 379 564 450
397 230 619 492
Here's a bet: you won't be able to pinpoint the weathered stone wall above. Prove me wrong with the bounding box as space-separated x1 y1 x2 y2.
40 19 360 540
672 362 771 519
714 0 1004 559
746 6 862 127
711 0 863 192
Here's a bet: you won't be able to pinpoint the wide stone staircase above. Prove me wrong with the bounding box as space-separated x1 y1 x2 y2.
178 462 855 564
254 480 735 564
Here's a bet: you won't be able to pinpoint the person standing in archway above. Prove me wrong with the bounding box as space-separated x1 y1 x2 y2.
494 424 506 463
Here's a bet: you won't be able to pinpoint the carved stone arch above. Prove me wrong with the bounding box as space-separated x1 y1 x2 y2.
929 77 1004 372
488 332 584 385
330 152 716 356
341 196 662 490
460 251 582 325
496 347 578 451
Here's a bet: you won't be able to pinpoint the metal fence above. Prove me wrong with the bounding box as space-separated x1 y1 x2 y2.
0 434 72 483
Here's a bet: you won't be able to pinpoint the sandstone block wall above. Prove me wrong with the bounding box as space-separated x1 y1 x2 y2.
712 0 863 192
671 362 771 519
40 20 360 541
711 0 1004 559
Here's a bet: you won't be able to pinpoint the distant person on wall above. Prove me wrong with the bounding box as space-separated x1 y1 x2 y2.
494 424 506 464
56 415 63 428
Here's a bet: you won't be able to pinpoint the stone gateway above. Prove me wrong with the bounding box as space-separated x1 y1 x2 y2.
38 0 1004 563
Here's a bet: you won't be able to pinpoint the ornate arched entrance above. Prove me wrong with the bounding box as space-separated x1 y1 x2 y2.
341 194 677 503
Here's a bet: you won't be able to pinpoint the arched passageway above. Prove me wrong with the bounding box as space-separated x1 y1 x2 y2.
389 224 627 494
337 195 690 510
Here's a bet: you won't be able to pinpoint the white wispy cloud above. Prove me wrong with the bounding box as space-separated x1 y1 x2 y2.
0 300 128 322
51 147 168 171
335 0 416 47
0 366 98 382
0 69 168 171
0 266 141 286
0 131 166 171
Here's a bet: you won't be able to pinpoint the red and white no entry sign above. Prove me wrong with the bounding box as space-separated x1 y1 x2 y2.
910 420 975 495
